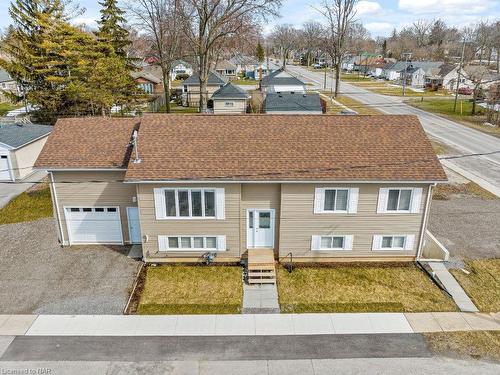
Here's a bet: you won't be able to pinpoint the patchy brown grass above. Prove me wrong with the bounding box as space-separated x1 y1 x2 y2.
277 264 457 313
433 182 499 200
321 92 382 115
0 183 53 225
137 265 243 314
450 259 500 312
430 140 448 155
425 331 500 361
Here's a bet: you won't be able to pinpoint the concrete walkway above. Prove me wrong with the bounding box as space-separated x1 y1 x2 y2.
428 262 479 312
242 284 280 314
0 312 497 337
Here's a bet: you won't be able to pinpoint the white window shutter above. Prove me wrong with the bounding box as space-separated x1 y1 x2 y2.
377 188 389 213
410 188 423 213
348 188 359 213
215 188 225 219
158 235 168 251
313 188 324 213
344 235 354 250
372 235 382 250
216 235 226 251
311 235 321 250
405 235 415 250
154 188 166 219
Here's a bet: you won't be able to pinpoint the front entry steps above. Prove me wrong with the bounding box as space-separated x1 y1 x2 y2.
247 249 276 284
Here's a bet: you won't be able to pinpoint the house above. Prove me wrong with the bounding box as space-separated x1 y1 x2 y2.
341 54 384 73
211 83 249 114
250 61 280 80
399 66 426 88
171 60 193 80
215 60 238 79
131 71 163 95
0 122 52 181
260 69 306 94
264 93 323 114
182 71 228 107
35 114 446 264
229 55 259 76
384 61 444 82
0 69 20 102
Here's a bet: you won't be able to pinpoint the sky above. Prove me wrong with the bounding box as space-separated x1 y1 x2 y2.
1 0 499 38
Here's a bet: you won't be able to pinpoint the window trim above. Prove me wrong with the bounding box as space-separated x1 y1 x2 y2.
314 187 358 214
322 188 350 213
163 188 216 219
158 235 226 252
319 235 347 250
372 234 415 251
380 235 406 250
386 188 413 213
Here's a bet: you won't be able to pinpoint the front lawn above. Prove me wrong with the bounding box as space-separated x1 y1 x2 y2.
0 184 53 225
450 259 500 312
277 264 457 313
0 102 20 116
321 92 382 115
137 265 243 314
230 79 258 85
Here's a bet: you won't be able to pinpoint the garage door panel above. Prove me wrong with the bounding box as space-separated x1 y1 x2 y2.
65 207 123 244
0 155 12 181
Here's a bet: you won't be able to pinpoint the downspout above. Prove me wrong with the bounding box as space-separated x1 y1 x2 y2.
416 183 434 260
49 171 65 246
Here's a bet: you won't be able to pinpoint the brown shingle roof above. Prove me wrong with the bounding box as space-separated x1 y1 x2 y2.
35 117 139 169
124 114 446 182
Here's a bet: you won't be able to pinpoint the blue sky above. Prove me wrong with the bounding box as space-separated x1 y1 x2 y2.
1 0 499 37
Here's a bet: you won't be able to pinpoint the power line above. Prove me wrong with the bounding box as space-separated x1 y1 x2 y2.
2 150 500 184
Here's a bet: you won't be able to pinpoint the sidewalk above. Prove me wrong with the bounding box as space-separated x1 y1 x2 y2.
0 312 498 337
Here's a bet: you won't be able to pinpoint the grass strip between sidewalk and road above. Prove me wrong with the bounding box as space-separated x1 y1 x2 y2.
449 259 500 312
137 265 243 314
277 264 457 313
425 331 500 361
0 184 53 225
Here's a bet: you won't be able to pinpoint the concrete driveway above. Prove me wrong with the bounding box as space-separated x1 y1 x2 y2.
0 218 140 314
0 170 47 208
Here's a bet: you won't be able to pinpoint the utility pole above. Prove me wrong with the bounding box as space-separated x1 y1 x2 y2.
454 37 466 112
324 64 327 90
402 52 412 96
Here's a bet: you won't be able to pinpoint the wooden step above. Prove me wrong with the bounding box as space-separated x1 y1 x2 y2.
248 264 275 271
248 278 276 284
248 271 276 278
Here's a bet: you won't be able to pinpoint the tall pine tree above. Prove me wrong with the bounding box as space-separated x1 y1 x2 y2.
97 0 130 57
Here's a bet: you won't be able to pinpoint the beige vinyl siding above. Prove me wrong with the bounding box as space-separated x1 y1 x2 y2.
213 99 247 114
279 183 429 260
137 183 241 261
185 85 222 107
52 171 136 244
11 136 48 179
240 184 281 254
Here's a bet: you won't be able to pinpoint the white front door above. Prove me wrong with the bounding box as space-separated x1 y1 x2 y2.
246 209 275 248
127 207 141 244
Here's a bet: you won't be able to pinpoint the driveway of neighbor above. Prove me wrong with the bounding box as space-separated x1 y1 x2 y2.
0 171 47 208
428 196 500 260
0 218 140 314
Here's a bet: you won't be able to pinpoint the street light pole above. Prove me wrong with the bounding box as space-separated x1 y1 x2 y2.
402 52 412 97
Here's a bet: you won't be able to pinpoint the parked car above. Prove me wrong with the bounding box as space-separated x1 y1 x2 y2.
458 87 473 95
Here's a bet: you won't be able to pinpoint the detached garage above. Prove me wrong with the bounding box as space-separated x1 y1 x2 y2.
0 122 52 181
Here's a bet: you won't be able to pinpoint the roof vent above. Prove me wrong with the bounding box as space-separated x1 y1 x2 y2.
131 130 141 164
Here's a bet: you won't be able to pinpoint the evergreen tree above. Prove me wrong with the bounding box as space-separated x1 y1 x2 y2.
97 0 130 57
256 41 265 80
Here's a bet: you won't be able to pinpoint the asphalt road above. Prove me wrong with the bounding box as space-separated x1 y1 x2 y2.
287 65 500 191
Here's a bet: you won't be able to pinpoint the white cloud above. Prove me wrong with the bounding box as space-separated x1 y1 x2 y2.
72 16 98 28
398 0 492 15
355 1 383 16
365 22 394 34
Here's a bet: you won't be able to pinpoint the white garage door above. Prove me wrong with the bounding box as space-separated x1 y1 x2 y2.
0 154 12 181
65 207 123 245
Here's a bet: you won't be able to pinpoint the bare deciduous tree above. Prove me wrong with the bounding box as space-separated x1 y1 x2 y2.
317 0 358 97
300 21 323 66
180 0 281 112
127 0 183 113
271 24 298 68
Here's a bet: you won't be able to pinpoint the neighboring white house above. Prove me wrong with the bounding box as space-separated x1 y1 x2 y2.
400 66 426 88
251 61 280 80
260 69 306 94
211 83 249 114
0 69 20 102
0 122 52 181
171 60 193 80
229 55 259 75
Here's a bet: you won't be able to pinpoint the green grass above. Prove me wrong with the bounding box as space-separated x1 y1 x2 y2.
138 265 243 314
277 265 457 313
230 79 258 85
0 102 20 116
0 184 53 225
450 259 500 312
425 331 500 361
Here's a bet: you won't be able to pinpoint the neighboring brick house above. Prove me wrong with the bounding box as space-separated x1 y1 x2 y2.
35 114 446 264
